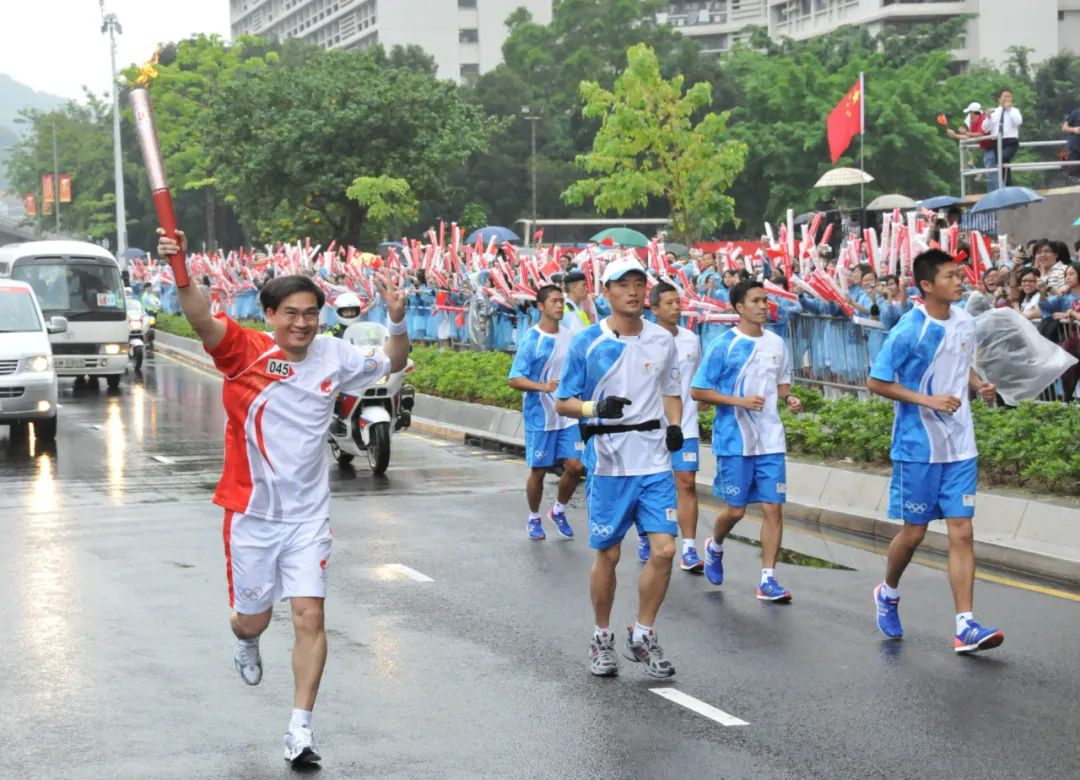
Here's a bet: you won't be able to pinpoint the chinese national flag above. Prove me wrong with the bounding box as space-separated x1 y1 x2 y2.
826 78 863 163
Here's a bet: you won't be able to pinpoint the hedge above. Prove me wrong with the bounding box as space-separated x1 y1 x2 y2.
412 347 1080 496
156 313 270 340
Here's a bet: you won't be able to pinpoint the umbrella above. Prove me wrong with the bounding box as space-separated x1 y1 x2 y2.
466 226 521 244
970 186 1045 214
589 227 650 247
120 247 146 259
916 195 965 210
661 242 690 257
814 167 875 188
792 212 814 227
865 194 916 211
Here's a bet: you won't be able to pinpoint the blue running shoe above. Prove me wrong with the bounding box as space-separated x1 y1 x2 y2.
637 534 651 563
756 577 792 602
680 547 704 574
874 583 902 639
703 538 724 585
527 517 545 540
954 620 1004 654
548 508 574 539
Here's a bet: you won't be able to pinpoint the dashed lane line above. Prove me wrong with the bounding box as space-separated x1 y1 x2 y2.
381 564 434 582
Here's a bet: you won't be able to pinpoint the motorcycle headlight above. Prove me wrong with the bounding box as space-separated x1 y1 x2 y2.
376 374 388 386
24 355 51 372
129 317 143 329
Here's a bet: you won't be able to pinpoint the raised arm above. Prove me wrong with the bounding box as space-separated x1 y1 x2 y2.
373 270 409 373
157 228 226 351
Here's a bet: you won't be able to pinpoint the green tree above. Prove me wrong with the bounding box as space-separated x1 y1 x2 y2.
564 44 746 242
345 175 419 244
5 95 148 242
463 0 717 229
204 45 499 245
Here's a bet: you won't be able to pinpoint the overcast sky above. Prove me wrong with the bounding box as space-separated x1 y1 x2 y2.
4 0 231 100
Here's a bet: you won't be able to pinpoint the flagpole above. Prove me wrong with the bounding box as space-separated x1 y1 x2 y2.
859 71 866 218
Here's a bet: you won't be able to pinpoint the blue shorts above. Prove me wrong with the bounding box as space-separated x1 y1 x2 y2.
587 472 678 550
889 458 977 525
671 437 700 473
713 453 787 506
525 426 583 468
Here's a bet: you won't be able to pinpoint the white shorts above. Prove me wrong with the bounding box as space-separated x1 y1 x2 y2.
223 511 332 614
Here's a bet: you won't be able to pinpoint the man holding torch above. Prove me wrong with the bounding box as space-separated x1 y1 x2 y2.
158 230 409 765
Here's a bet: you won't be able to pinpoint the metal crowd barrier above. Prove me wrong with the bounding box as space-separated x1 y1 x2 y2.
1036 320 1080 403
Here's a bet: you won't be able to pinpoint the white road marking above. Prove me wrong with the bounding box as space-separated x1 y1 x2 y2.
151 455 176 464
383 564 433 582
90 424 104 431
650 688 749 727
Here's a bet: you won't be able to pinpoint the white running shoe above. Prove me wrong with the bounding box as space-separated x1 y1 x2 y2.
283 725 321 765
233 638 262 686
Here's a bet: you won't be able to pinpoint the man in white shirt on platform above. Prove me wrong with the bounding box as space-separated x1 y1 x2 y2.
987 88 1023 187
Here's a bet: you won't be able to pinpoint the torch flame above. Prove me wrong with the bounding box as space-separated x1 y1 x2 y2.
134 47 160 88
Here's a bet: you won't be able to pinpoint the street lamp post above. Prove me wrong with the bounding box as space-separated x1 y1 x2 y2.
520 106 540 242
101 2 127 256
13 116 61 232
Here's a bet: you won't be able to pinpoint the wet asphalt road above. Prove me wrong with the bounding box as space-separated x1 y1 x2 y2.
2 351 1079 780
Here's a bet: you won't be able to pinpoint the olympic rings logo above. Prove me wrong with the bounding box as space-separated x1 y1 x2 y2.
239 586 264 601
534 449 546 459
590 523 615 538
904 501 929 513
724 485 741 496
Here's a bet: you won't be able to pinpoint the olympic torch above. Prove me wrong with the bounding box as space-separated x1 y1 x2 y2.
129 56 190 287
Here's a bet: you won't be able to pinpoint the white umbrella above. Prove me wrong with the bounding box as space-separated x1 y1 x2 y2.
865 193 916 211
814 167 875 188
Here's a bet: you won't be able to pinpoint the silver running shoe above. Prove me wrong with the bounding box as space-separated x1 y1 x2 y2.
623 626 675 678
590 632 619 677
233 639 262 686
283 725 321 765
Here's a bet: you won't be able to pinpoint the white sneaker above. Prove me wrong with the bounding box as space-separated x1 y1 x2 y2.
233 638 262 686
283 725 321 765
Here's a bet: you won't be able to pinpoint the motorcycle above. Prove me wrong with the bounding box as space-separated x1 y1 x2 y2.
126 299 150 372
327 322 415 475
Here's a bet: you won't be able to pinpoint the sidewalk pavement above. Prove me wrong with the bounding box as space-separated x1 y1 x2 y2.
153 329 1080 588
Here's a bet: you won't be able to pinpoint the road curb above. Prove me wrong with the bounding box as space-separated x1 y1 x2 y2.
153 328 1080 587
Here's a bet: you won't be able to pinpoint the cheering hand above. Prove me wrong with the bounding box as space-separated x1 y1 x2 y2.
375 270 406 323
594 396 631 419
925 394 961 414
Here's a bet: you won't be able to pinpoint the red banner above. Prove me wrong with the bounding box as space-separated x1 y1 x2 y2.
59 174 72 203
42 199 53 216
23 193 36 217
42 174 54 203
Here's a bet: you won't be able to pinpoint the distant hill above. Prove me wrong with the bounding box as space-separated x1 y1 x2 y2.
0 75 68 190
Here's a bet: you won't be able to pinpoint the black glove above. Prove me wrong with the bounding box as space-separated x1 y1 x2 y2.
593 396 631 419
666 425 684 452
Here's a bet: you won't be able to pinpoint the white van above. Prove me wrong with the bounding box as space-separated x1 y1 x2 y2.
0 241 129 389
0 278 65 442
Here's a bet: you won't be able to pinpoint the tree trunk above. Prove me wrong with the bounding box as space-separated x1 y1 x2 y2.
205 185 218 252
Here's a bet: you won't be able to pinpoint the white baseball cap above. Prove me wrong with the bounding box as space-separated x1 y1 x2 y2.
600 257 647 284
963 102 983 114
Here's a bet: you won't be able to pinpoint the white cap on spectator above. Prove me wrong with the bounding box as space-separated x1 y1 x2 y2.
601 257 647 284
963 102 983 114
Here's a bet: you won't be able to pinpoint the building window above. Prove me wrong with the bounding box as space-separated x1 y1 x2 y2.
459 0 477 7
459 28 479 43
460 63 480 82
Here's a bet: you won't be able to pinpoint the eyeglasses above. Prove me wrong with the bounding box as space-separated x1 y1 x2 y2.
1020 278 1038 284
278 309 321 323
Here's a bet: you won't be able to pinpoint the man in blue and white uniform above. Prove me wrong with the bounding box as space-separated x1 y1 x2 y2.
507 285 583 540
867 249 1003 655
636 281 705 574
692 279 803 602
556 258 684 679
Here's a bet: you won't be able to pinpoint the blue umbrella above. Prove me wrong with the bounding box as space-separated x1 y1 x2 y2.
120 247 147 259
970 186 1044 214
466 225 521 245
915 195 965 210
